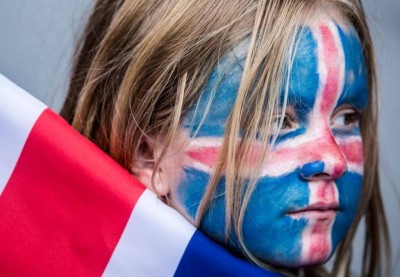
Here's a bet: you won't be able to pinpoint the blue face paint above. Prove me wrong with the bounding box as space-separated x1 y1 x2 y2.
285 27 319 123
301 161 325 179
173 19 367 267
179 168 309 265
332 125 362 137
273 127 307 144
336 25 369 111
331 172 363 247
183 41 247 137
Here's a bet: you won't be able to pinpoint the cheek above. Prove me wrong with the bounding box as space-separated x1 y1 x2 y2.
331 136 363 247
161 154 186 190
338 136 363 173
175 168 211 220
201 168 314 266
238 171 310 266
331 172 363 247
173 140 223 220
177 144 311 265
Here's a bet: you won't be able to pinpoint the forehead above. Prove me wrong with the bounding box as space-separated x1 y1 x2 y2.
288 22 368 113
184 19 368 135
183 41 247 137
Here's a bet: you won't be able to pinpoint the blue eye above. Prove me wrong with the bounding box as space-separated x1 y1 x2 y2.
331 108 360 130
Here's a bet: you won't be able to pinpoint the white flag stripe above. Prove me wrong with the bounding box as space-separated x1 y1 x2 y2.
103 189 196 277
0 74 46 196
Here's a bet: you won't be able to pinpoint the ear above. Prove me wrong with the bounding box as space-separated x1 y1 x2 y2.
131 138 170 196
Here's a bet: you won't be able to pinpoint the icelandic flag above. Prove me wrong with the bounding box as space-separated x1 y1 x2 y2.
0 74 282 276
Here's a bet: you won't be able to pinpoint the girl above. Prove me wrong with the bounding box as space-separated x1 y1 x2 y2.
61 0 390 275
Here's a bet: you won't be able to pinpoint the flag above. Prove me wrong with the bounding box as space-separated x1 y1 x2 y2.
0 74 281 276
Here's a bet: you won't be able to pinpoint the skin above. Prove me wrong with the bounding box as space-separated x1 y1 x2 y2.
142 13 368 267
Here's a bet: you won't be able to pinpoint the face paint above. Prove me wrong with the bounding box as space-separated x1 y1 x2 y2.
170 18 367 267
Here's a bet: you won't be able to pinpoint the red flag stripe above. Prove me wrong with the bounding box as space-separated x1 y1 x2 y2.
0 109 145 276
0 74 46 195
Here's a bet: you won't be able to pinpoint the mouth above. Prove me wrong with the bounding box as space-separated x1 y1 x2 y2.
286 202 339 219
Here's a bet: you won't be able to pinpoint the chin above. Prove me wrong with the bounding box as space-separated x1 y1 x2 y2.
299 236 333 266
259 218 336 268
299 215 335 266
266 248 333 269
266 252 333 269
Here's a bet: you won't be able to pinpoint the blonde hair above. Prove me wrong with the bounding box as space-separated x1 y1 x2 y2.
62 0 390 275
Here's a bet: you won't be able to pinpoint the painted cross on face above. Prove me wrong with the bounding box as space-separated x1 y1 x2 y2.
169 17 368 267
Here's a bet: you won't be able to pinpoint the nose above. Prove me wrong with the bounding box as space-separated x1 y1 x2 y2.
299 136 348 181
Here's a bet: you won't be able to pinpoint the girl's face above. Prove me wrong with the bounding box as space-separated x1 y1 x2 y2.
155 14 367 267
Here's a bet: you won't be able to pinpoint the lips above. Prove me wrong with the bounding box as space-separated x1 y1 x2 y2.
287 202 339 219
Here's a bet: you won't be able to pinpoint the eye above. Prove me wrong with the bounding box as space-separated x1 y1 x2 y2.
331 108 360 130
272 110 298 135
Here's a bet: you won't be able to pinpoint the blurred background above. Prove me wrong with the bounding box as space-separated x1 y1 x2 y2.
0 0 398 275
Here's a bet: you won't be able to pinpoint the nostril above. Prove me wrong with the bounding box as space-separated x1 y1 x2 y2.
300 158 348 181
311 173 330 179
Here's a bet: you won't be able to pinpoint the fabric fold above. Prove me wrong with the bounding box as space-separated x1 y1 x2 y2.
0 74 281 277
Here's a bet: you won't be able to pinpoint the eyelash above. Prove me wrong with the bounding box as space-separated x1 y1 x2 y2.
272 111 297 134
331 108 361 129
271 107 361 135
